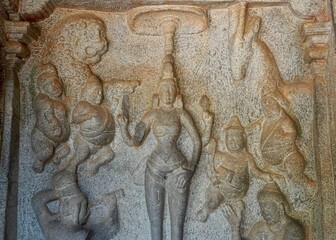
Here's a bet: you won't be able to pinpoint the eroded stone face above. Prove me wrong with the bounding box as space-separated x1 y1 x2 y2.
1 0 335 240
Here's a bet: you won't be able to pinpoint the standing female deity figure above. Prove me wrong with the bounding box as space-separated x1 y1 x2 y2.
31 63 70 173
117 55 201 240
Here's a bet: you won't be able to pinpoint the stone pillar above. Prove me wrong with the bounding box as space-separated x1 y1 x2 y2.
302 21 336 240
1 1 336 240
0 7 39 239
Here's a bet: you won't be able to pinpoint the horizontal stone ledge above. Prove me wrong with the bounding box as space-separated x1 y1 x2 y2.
19 0 325 21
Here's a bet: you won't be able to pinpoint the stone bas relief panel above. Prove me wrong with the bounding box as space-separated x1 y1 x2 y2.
14 1 329 240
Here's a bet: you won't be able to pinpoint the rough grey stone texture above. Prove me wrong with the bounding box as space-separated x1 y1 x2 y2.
1 1 336 239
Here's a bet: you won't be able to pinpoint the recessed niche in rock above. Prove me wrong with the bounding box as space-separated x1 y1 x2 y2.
1 1 336 240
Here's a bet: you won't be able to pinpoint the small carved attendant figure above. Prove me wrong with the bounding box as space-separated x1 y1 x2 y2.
70 102 115 174
118 55 201 240
63 82 115 174
31 63 70 173
247 183 304 240
256 95 316 209
196 116 270 240
32 171 92 240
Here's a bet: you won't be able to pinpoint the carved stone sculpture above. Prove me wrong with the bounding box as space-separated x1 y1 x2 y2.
31 171 92 240
65 100 115 174
229 2 316 211
118 55 201 240
246 183 304 240
230 3 312 124
4 1 335 239
199 95 214 148
38 14 112 174
196 116 270 240
230 3 285 98
31 63 70 173
86 189 125 240
250 94 316 210
41 14 108 108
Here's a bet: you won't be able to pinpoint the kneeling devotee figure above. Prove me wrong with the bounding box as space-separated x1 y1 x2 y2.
247 183 304 240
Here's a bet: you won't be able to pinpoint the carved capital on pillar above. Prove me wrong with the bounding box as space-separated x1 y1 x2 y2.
4 20 39 45
302 22 333 75
19 0 55 21
3 18 40 66
0 6 8 47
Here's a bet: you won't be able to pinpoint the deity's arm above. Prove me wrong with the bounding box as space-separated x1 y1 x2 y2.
207 139 217 168
78 199 89 225
281 117 297 140
201 110 214 147
248 154 271 182
133 112 152 146
117 109 153 147
180 110 201 171
117 114 134 146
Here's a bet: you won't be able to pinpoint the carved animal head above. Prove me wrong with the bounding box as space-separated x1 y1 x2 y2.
245 15 261 38
45 14 108 66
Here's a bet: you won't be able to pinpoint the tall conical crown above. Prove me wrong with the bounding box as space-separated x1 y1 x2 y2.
225 116 244 131
257 182 287 205
161 54 175 81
